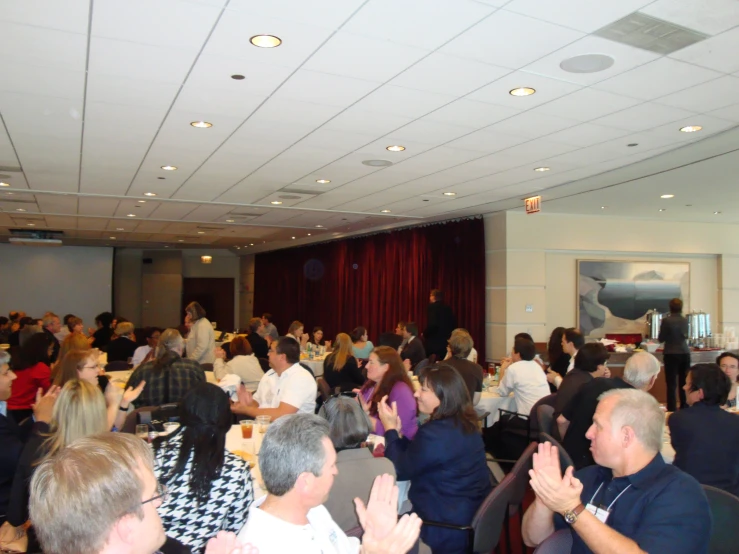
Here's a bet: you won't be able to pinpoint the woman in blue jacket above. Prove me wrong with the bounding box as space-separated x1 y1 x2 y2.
379 363 492 553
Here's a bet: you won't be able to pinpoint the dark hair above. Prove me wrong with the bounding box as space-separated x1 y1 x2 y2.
62 314 75 325
362 346 414 417
405 322 419 337
563 328 585 350
248 317 263 334
230 336 252 357
16 332 52 370
312 327 324 345
420 363 477 434
513 337 536 361
350 326 367 343
262 313 273 323
669 298 683 314
515 332 534 342
155 384 232 502
716 352 739 375
377 333 403 349
144 327 161 339
688 363 731 406
185 302 206 321
547 327 566 367
9 312 19 322
430 289 443 302
574 343 609 373
275 336 300 364
0 316 8 326
94 312 114 328
18 316 34 329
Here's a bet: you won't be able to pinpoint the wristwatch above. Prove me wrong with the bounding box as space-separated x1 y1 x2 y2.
563 503 586 525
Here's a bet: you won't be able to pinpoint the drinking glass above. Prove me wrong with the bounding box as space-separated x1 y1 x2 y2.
240 420 254 439
256 415 271 434
136 424 149 442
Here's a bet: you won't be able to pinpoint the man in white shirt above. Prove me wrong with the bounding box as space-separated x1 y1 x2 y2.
131 327 161 367
238 414 422 554
231 337 317 420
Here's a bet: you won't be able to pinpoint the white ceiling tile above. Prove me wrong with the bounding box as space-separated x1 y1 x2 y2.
0 62 85 101
0 93 83 140
390 52 509 96
89 37 196 84
546 123 631 147
387 146 483 176
657 76 739 112
272 69 379 108
291 155 383 187
342 0 495 50
640 0 739 36
521 35 661 86
226 0 364 28
0 0 90 34
0 22 87 72
532 88 642 122
504 0 654 33
303 31 429 83
593 58 723 100
246 97 344 129
172 86 266 118
83 102 163 142
86 74 180 110
296 128 379 153
355 136 438 159
445 129 530 153
180 204 233 221
441 10 584 69
669 26 739 74
78 197 120 217
646 114 736 142
488 112 580 139
707 103 739 123
592 102 697 132
148 203 199 220
350 85 457 119
480 139 579 169
390 120 478 145
184 54 295 96
153 112 246 152
422 99 521 128
468 71 582 109
0 124 22 170
323 107 414 136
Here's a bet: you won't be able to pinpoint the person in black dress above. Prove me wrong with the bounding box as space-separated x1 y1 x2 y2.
659 298 690 411
323 333 365 393
423 289 456 360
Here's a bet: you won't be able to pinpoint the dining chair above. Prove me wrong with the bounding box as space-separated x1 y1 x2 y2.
105 360 130 372
532 529 573 553
538 433 574 475
257 357 271 372
507 442 538 554
530 394 557 438
201 362 214 373
536 404 556 437
702 485 739 554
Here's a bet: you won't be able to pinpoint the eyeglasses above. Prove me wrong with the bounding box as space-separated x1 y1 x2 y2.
141 482 169 505
82 364 101 370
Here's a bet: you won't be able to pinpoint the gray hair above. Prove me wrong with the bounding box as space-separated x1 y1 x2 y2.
623 352 661 389
0 350 10 366
448 331 473 358
19 325 42 346
42 313 59 329
598 388 663 453
155 328 184 358
320 396 372 450
115 321 134 337
259 414 330 496
30 433 153 554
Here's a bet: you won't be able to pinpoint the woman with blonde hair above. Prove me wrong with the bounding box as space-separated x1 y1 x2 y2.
323 333 365 392
51 331 91 377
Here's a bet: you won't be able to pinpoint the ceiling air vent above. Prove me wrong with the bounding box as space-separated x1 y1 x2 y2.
8 229 63 247
594 12 708 55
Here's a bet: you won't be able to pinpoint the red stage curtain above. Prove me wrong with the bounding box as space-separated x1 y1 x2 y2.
253 217 487 362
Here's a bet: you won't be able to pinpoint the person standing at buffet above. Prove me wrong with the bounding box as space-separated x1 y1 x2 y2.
659 298 690 412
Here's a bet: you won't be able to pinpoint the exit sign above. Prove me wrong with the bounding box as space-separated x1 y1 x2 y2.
525 195 541 214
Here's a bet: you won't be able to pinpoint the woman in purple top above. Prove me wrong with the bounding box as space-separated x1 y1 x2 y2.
358 346 418 440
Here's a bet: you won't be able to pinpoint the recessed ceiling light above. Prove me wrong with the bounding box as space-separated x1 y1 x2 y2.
560 54 614 74
0 182 9 187
291 236 296 239
659 208 666 212
190 121 213 128
137 200 146 203
231 74 245 80
534 167 550 172
16 208 26 212
362 159 393 167
109 236 116 240
178 239 184 242
601 206 606 209
165 245 169 248
250 35 282 48
116 228 124 231
443 192 456 196
381 209 391 213
250 243 254 246
307 233 311 236
714 211 722 215
27 223 35 227
127 213 136 217
386 145 406 152
197 231 205 234
315 225 324 228
144 192 157 196
660 194 674 199
6 192 13 195
226 219 235 223
161 165 177 171
680 125 702 133
509 87 536 97
316 179 331 184
271 201 283 205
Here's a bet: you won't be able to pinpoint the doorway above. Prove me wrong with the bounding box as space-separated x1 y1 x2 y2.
182 277 235 332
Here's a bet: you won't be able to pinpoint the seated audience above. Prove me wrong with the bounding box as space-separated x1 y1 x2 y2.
237 414 422 553
442 331 483 405
231 337 317 419
7 316 34 347
351 326 374 359
125 329 205 408
89 312 115 350
553 342 610 421
0 316 11 344
153 384 254 551
443 328 478 363
717 351 739 407
105 321 138 363
260 312 279 341
398 322 426 368
54 314 74 343
245 317 269 359
214 336 263 392
359 346 418 440
522 389 711 554
547 328 585 389
51 330 91 376
377 330 403 350
0 350 55 526
544 327 569 391
669 363 739 496
7 333 52 423
6 380 106 550
131 327 161 367
380 364 491 553
310 326 329 349
323 333 365 393
41 313 62 364
558 352 661 469
320 396 396 532
183 302 215 365
286 320 309 350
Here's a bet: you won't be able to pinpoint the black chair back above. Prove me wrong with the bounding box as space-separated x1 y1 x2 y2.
539 432 574 475
533 529 573 553
509 442 538 509
537 404 555 437
702 485 739 554
258 357 271 372
105 360 130 372
530 394 557 435
120 404 181 434
299 362 315 379
201 362 214 373
413 358 430 377
471 471 517 552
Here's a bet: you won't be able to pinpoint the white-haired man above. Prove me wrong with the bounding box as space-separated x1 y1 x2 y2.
523 388 711 554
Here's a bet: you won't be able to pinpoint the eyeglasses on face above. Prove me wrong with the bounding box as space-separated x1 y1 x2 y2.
141 482 169 505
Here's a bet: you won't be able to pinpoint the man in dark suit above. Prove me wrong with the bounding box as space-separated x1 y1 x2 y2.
423 289 456 360
669 363 739 496
399 322 426 368
246 316 269 360
42 312 62 364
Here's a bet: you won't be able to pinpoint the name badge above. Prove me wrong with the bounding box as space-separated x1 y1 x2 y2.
586 503 610 524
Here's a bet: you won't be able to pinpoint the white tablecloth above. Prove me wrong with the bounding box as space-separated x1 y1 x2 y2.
106 370 217 385
301 356 325 377
477 389 515 427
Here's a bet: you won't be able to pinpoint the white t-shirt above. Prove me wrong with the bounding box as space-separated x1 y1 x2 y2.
497 359 550 417
131 345 152 367
254 363 317 415
238 497 360 554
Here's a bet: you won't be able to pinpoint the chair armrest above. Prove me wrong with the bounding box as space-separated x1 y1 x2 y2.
422 520 473 531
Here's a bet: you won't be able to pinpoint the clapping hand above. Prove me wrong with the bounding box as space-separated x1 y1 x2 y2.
528 442 583 514
377 395 401 433
546 369 559 384
32 386 60 424
204 531 258 554
231 384 254 414
122 380 146 407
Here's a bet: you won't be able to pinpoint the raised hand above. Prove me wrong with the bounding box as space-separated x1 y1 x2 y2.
122 380 146 406
204 531 259 554
32 385 60 423
529 464 583 515
531 441 563 481
361 513 422 554
377 395 400 433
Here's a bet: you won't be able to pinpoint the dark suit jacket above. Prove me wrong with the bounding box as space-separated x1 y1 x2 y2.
400 337 426 367
105 337 138 363
43 328 60 364
246 332 269 360
658 313 690 354
669 402 739 496
424 301 456 357
0 413 38 521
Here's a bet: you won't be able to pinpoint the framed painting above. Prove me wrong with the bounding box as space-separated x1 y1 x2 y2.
577 260 690 338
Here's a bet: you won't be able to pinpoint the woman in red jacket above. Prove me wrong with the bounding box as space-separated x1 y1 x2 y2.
8 333 52 423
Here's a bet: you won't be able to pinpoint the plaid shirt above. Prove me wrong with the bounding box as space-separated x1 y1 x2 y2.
126 354 205 408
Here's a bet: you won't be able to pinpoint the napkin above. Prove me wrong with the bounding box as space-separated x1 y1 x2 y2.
218 373 242 401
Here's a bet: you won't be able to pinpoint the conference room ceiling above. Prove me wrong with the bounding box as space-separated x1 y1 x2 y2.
0 0 738 252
